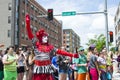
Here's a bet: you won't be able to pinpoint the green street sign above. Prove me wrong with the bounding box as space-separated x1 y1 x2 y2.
62 11 76 16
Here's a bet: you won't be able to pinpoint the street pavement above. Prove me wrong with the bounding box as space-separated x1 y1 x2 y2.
112 60 120 80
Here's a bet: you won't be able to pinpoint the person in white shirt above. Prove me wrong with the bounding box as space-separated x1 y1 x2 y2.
97 52 107 80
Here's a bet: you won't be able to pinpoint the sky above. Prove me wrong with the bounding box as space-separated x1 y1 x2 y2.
35 0 120 48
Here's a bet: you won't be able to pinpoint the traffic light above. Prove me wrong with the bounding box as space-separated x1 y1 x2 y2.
47 9 53 21
109 31 113 42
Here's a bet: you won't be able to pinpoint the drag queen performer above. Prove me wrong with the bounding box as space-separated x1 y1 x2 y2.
26 14 78 80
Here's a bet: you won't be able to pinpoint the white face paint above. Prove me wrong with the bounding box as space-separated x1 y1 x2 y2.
42 36 48 43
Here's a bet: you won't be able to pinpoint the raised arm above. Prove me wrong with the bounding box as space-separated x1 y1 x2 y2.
26 14 34 40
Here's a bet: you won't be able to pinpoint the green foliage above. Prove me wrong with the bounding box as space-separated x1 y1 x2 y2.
84 50 88 55
110 47 115 53
86 34 112 52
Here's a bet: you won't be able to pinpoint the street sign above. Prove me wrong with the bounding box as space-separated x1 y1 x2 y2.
62 11 76 16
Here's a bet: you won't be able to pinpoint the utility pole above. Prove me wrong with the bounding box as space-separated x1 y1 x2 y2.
104 0 109 52
37 0 109 52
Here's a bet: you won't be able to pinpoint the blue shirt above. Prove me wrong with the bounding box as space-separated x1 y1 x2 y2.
51 56 58 69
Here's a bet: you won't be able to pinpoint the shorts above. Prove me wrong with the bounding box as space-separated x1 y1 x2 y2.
17 66 25 73
59 69 68 73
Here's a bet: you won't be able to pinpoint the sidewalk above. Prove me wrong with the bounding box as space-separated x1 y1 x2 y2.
112 72 120 80
112 60 120 80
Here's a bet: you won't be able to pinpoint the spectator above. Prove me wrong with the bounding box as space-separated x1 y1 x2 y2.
75 47 87 80
2 46 17 80
106 65 112 80
97 52 107 80
0 50 4 80
72 57 78 80
106 51 113 80
28 49 35 80
22 47 31 80
89 44 100 80
16 48 26 80
117 52 120 72
51 54 59 80
86 45 95 80
57 47 70 80
71 47 78 80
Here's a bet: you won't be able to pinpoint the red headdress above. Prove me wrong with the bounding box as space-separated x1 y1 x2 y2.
36 29 48 45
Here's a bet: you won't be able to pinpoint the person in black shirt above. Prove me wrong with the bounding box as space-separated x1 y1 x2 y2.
57 47 71 80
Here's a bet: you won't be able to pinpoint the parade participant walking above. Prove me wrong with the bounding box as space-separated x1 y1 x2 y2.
26 14 78 80
75 47 87 80
2 46 17 80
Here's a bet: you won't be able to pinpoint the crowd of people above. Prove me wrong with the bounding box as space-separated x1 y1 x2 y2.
51 45 120 80
0 45 34 80
0 44 120 80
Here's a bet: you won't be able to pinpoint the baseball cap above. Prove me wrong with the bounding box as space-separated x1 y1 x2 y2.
78 47 84 52
89 44 96 50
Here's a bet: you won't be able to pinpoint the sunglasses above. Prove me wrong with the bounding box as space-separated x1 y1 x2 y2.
80 50 84 51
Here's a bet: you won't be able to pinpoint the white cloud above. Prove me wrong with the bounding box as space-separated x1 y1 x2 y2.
35 0 119 48
90 15 105 30
55 15 92 29
98 3 104 11
87 33 96 39
36 0 81 14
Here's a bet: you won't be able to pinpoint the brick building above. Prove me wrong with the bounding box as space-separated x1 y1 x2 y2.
0 0 62 49
63 29 80 53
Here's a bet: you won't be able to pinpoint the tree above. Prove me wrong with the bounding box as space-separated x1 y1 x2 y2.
110 47 115 53
86 34 112 52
